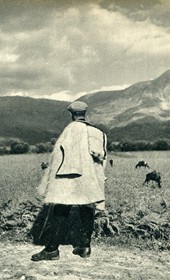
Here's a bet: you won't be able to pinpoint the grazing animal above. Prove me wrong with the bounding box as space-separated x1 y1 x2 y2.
135 160 149 169
109 159 113 167
143 170 162 188
41 162 48 170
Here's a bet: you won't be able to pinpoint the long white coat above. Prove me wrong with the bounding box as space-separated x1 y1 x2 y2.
38 121 107 208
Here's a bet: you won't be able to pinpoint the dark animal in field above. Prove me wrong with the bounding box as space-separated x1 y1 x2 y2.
143 170 162 188
41 162 48 170
135 160 149 169
109 159 113 167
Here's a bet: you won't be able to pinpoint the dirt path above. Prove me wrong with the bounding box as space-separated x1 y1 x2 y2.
0 242 170 280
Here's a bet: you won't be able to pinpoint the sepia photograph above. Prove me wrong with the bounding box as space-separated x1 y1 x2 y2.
0 0 170 279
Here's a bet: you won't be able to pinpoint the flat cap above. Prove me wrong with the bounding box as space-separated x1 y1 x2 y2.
67 101 88 112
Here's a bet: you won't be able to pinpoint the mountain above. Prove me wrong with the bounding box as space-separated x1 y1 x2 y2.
0 96 70 144
0 70 169 144
78 70 170 141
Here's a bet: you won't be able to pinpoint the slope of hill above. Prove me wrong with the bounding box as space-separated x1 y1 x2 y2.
0 96 70 144
0 70 169 144
78 70 170 141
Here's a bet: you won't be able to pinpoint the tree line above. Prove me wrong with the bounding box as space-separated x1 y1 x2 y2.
107 139 170 152
0 138 56 155
0 138 170 155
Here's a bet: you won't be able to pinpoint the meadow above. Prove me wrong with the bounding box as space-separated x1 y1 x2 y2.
0 151 170 249
0 153 49 205
105 151 170 213
0 151 169 206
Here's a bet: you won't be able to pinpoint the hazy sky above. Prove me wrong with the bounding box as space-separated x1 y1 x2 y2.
0 0 170 101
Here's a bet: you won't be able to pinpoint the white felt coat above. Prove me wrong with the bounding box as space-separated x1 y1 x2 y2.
38 121 107 208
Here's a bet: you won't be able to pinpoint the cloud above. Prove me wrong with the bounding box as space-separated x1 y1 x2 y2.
100 0 170 28
91 84 130 92
0 0 169 100
5 84 130 102
0 52 19 63
37 90 89 102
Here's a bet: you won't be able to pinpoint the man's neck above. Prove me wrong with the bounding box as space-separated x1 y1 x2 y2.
73 116 86 121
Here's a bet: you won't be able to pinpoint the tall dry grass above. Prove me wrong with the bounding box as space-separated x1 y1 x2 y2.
105 151 170 213
103 151 170 249
0 151 170 248
0 153 49 205
0 151 169 208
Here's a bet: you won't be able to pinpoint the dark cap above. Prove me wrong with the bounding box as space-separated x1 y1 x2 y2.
67 101 88 112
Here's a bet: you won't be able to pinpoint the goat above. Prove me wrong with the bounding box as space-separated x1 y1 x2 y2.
109 159 113 167
143 170 161 188
135 160 149 169
41 162 48 170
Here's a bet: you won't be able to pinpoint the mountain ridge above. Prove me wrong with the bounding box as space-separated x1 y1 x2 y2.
0 96 70 144
0 70 169 144
78 70 170 130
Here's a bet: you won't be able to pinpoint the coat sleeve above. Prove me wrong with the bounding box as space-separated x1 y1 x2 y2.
103 133 107 170
87 125 107 164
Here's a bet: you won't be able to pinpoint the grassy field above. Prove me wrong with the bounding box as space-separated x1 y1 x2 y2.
0 151 169 206
0 153 49 205
105 151 170 213
0 151 170 214
0 151 170 248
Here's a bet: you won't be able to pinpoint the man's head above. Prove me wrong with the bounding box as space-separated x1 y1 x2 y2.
67 101 88 121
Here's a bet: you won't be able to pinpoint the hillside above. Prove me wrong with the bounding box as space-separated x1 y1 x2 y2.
0 96 70 144
79 70 170 141
0 70 170 144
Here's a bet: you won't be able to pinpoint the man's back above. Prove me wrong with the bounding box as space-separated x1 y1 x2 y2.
38 120 107 205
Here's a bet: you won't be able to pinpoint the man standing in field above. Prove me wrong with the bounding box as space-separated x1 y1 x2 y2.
31 101 107 261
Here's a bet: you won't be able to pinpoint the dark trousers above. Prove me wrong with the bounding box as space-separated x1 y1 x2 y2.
31 204 94 251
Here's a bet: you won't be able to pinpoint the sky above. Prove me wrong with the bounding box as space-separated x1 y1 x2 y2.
0 0 170 101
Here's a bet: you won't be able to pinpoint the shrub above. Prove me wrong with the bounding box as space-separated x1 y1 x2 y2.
10 141 30 154
35 142 54 153
51 138 57 145
153 140 169 151
0 146 8 155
